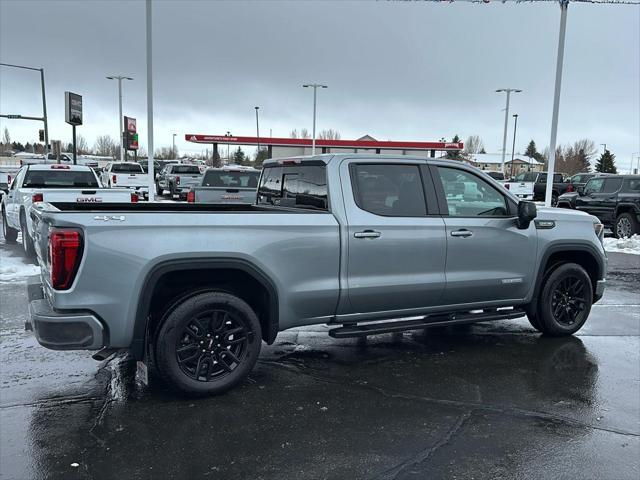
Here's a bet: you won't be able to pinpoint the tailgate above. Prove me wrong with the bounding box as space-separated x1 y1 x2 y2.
505 181 534 198
42 189 133 204
194 187 257 204
116 173 149 186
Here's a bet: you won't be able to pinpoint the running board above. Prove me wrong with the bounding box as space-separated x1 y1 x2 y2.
328 309 526 339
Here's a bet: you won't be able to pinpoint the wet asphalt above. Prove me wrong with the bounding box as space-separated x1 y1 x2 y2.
1 239 639 480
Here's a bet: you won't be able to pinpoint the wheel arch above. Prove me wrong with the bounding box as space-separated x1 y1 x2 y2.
131 258 279 359
615 204 638 218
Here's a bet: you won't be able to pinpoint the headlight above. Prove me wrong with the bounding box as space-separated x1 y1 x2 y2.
594 222 604 244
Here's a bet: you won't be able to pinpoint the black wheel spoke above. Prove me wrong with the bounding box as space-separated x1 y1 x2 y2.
178 349 201 364
222 348 240 365
218 354 233 372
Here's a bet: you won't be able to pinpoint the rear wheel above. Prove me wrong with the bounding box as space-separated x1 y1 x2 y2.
2 208 18 243
154 291 262 396
535 263 593 336
615 212 639 239
551 193 559 207
20 211 35 257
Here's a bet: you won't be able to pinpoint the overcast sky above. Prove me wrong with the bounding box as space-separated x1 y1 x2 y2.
1 0 638 169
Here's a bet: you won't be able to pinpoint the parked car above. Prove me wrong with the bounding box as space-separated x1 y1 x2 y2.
1 164 137 256
0 165 20 192
569 175 640 238
504 172 568 205
155 164 203 198
557 173 612 209
26 154 606 396
187 166 260 204
138 159 180 176
101 162 150 199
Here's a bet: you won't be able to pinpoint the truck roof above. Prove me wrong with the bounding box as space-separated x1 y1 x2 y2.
262 153 483 168
26 164 93 172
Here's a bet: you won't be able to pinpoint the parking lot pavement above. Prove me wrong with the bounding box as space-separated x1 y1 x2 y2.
1 238 638 480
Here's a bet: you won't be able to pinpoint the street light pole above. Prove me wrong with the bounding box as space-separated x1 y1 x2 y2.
303 83 328 155
510 114 519 178
600 143 607 154
495 88 522 176
255 106 260 155
172 133 176 158
106 75 133 162
226 131 231 161
145 0 155 201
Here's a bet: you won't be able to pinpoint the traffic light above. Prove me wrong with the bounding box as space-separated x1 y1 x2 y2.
39 129 44 142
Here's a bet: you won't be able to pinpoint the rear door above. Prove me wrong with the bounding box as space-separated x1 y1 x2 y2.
340 159 447 314
432 165 537 305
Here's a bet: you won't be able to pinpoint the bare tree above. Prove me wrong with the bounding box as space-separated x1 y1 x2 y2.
464 135 484 154
2 127 10 145
94 135 116 157
318 129 341 140
290 129 299 139
76 134 90 155
300 128 310 139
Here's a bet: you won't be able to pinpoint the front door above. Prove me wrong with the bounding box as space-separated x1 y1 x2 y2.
432 165 537 306
341 160 447 314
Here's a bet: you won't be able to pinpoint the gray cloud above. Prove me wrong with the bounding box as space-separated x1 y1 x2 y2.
1 0 638 169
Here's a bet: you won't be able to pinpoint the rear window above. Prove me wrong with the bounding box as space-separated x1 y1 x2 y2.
112 163 143 173
23 169 99 188
172 165 201 174
514 172 538 182
622 178 640 192
203 170 260 188
257 164 327 210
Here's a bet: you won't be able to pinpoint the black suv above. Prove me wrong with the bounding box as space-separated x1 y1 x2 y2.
572 175 640 237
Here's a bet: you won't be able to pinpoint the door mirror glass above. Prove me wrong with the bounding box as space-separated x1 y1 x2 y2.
577 185 585 196
517 201 537 229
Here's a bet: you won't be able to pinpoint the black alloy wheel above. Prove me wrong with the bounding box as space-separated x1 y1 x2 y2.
550 275 588 327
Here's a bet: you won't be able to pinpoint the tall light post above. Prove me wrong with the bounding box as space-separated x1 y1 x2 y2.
255 106 260 155
495 88 522 175
172 133 177 158
302 83 327 155
510 114 519 178
226 131 231 161
631 152 639 174
145 0 155 201
600 143 607 154
106 75 133 162
0 63 49 158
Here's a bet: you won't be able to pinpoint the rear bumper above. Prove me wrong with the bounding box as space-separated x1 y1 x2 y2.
26 277 105 350
514 194 534 200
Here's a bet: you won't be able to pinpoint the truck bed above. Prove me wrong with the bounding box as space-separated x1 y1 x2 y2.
45 202 317 214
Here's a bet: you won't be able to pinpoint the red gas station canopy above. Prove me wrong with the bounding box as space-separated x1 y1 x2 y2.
185 134 463 151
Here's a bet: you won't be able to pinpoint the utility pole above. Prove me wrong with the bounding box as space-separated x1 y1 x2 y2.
255 106 260 154
226 131 231 161
510 114 519 178
106 75 133 162
145 0 155 201
172 133 177 158
303 83 328 155
495 88 522 175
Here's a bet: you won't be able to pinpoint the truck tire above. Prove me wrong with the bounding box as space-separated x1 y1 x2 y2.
551 193 559 207
20 211 35 258
614 212 639 239
154 291 262 396
535 263 593 336
2 208 18 243
155 182 163 196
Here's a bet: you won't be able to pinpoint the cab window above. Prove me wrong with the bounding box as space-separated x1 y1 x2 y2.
602 178 622 193
584 178 604 195
436 167 509 217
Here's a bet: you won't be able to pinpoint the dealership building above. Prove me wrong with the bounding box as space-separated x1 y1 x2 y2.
185 134 463 159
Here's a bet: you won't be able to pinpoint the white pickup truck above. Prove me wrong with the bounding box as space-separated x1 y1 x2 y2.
1 164 136 256
101 162 150 199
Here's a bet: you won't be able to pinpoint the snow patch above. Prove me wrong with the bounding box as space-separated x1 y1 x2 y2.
0 253 41 282
603 235 640 256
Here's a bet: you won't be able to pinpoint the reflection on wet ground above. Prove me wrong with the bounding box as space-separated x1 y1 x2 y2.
1 252 639 480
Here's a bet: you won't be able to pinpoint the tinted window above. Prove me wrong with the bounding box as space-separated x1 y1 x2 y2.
258 165 327 210
602 178 623 193
111 163 143 173
352 164 426 216
486 171 504 180
584 178 604 194
571 174 594 184
172 165 201 174
436 167 508 217
514 172 537 182
23 169 99 188
203 170 260 188
622 178 640 192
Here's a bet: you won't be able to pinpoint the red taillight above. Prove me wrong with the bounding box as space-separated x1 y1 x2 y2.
567 184 574 192
32 193 44 203
504 183 510 190
48 229 83 290
131 193 139 203
187 190 195 203
112 174 117 184
176 176 180 185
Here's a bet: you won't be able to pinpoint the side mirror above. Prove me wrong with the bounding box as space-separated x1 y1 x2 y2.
517 201 537 229
577 186 585 196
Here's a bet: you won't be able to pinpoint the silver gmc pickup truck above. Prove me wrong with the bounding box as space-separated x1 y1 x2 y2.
24 154 607 396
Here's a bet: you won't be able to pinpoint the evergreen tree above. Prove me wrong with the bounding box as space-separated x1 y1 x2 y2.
478 147 486 154
595 150 617 173
524 139 545 163
445 135 462 160
575 148 590 173
233 146 246 164
255 148 269 164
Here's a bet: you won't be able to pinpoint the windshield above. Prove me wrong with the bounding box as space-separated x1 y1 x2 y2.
172 165 201 174
203 170 260 188
112 163 144 173
23 170 99 188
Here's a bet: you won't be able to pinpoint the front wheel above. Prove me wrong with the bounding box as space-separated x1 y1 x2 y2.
154 291 262 396
535 263 593 336
615 212 639 239
2 208 18 243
